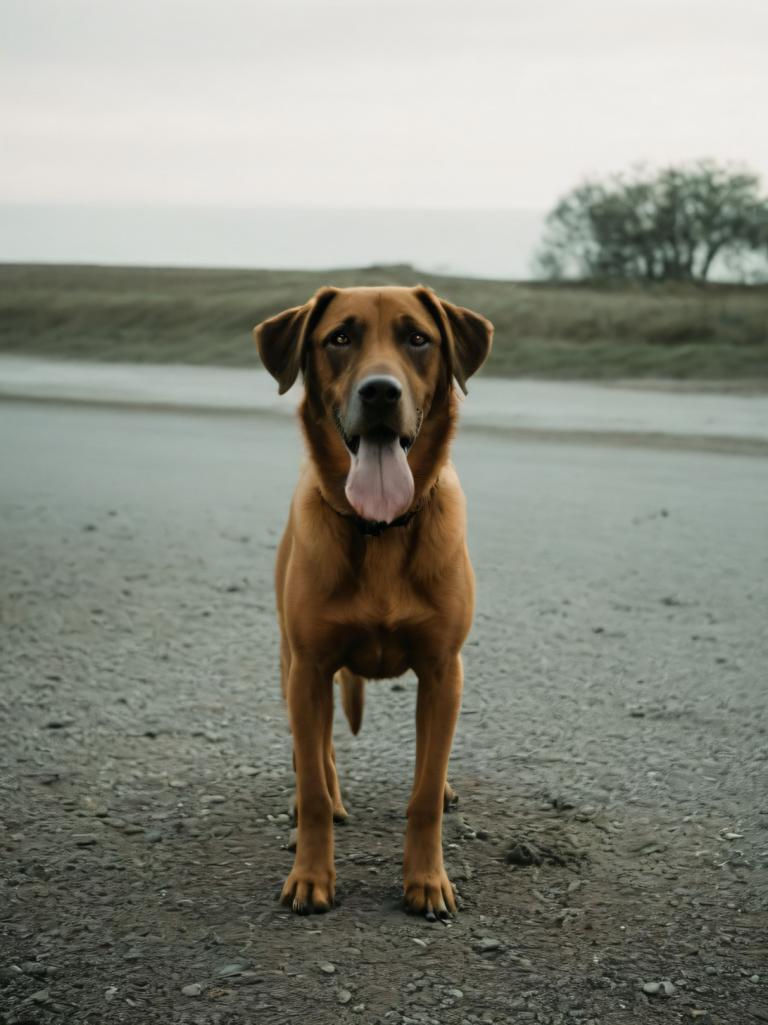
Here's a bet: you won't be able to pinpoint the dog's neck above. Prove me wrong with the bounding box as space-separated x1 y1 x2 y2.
299 387 458 526
316 478 441 536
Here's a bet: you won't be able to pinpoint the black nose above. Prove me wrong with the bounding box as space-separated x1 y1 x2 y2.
358 375 402 408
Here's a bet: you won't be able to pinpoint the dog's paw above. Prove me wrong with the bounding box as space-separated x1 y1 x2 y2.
280 865 336 915
443 781 459 812
333 802 349 823
403 869 457 919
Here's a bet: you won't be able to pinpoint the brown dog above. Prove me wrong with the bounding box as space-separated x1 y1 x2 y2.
254 286 493 917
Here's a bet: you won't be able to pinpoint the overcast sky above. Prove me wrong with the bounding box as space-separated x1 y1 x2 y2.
2 0 767 212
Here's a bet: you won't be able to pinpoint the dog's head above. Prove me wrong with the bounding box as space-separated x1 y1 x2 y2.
254 286 493 523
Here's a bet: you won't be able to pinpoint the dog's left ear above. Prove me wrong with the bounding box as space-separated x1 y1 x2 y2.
415 287 494 394
253 287 337 394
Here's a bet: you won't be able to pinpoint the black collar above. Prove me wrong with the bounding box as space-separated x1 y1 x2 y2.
318 481 438 538
347 507 419 537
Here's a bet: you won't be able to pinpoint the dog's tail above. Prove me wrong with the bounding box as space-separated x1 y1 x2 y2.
338 668 365 735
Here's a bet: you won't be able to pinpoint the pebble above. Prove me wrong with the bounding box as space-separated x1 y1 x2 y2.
45 716 74 729
475 937 502 953
337 988 352 1004
319 962 336 974
233 970 261 985
181 983 203 997
21 962 47 978
216 962 251 978
31 989 50 1003
73 834 99 846
446 988 464 999
642 980 675 997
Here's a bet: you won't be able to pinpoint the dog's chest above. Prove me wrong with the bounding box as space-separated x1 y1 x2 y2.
335 566 427 679
343 624 411 680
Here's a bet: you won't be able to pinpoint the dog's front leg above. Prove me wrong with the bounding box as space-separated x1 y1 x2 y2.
403 654 463 917
280 659 335 914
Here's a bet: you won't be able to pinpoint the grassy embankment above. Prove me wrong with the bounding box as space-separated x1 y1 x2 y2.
0 263 766 381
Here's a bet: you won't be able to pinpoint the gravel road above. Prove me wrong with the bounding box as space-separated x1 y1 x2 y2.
1 400 767 1025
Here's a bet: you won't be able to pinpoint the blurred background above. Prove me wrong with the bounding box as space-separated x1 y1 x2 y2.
1 0 767 382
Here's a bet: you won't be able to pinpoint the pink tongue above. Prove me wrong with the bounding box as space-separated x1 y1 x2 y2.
345 435 414 523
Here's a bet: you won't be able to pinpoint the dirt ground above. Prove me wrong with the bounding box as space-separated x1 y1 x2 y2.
1 401 767 1025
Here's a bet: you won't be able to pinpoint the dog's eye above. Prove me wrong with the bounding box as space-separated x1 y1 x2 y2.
328 331 351 347
409 332 429 348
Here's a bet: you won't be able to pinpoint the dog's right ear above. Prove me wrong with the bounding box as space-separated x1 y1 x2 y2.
253 287 337 395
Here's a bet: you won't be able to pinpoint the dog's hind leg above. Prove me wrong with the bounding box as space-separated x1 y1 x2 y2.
325 738 349 823
322 667 364 823
443 780 459 811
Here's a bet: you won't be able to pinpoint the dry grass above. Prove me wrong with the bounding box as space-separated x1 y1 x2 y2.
1 262 766 381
